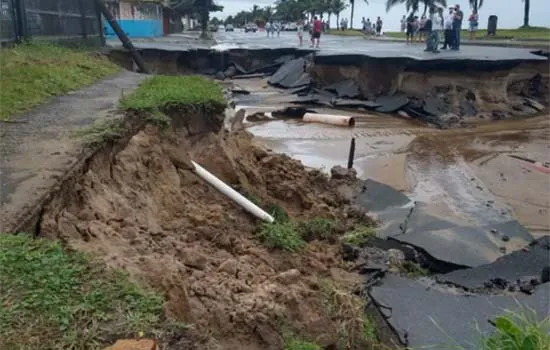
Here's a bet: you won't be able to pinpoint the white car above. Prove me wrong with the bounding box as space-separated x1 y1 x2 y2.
218 25 225 31
284 23 298 31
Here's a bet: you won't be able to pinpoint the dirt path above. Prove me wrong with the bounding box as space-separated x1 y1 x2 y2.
0 71 146 234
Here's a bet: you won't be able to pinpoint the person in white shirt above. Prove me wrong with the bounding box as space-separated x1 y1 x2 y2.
400 15 407 32
426 7 443 53
297 18 304 46
441 7 455 49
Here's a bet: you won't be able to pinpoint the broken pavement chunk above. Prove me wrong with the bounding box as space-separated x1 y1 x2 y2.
375 95 409 113
322 80 360 98
268 58 311 89
436 236 550 291
368 274 549 348
332 98 381 109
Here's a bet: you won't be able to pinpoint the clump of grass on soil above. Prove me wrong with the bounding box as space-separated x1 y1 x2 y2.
0 234 166 350
0 42 119 121
482 311 550 350
319 279 378 349
400 261 430 278
283 338 323 350
258 221 306 252
73 118 127 146
120 75 226 114
342 226 376 247
296 218 338 241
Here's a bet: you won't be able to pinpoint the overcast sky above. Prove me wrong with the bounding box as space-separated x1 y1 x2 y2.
217 0 550 31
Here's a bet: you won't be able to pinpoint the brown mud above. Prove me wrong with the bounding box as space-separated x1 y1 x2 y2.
39 110 381 350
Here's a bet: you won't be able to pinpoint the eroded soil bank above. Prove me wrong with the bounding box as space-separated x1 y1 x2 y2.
38 108 386 349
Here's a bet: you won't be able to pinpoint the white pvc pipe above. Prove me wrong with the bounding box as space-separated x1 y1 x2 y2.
303 113 355 127
191 161 275 223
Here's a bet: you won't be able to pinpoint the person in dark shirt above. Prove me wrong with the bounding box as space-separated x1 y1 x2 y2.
406 14 415 44
452 4 464 50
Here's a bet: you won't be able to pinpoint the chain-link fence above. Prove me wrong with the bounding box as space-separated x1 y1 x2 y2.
1 0 102 44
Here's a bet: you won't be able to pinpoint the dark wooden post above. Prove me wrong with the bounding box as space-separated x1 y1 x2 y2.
93 0 149 73
347 137 356 169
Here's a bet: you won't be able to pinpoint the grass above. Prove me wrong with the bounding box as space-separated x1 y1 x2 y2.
384 26 550 41
258 221 306 252
318 279 378 349
483 311 549 350
327 29 364 36
120 75 226 113
73 118 127 146
0 234 167 350
341 226 376 247
283 338 323 350
434 308 550 350
0 42 119 121
400 261 430 278
296 218 337 242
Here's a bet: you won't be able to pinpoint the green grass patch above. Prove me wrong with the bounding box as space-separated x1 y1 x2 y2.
296 218 337 241
327 29 365 36
258 221 306 252
384 26 550 41
0 234 166 350
120 75 226 113
483 311 550 350
0 42 119 121
362 315 377 341
439 308 550 350
342 226 376 247
73 118 127 146
283 338 323 350
400 261 430 278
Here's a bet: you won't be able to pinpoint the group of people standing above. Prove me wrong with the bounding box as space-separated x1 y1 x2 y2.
402 4 476 53
294 17 323 48
361 17 383 36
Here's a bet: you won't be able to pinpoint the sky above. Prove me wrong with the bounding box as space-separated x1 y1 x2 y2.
216 0 550 32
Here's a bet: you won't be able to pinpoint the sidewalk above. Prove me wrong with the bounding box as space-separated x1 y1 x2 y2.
368 35 549 50
0 71 146 233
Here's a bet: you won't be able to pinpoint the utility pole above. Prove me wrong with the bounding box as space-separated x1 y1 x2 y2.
93 0 149 74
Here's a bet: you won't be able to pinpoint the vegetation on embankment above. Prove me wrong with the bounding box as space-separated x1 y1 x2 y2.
0 42 119 121
77 75 226 145
120 75 226 113
0 234 171 350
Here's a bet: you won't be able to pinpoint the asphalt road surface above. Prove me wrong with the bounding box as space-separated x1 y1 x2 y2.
107 30 546 62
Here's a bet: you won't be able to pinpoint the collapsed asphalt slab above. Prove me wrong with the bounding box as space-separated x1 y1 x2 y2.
436 236 550 292
368 275 550 349
353 180 535 269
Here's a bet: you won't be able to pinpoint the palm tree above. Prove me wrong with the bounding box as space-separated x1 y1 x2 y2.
469 0 484 12
349 0 368 29
170 0 223 38
330 0 348 29
420 0 447 15
522 0 530 27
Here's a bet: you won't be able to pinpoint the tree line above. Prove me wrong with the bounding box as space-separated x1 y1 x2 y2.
170 0 533 38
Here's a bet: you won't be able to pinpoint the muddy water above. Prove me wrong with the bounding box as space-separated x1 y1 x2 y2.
249 116 420 181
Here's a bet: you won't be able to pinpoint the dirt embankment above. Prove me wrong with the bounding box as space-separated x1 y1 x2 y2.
39 110 377 349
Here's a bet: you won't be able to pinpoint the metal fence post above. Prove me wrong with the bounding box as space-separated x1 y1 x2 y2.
78 0 87 39
13 0 27 41
95 0 105 45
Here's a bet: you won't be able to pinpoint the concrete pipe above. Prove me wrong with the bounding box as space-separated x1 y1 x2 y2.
191 161 275 223
303 113 355 127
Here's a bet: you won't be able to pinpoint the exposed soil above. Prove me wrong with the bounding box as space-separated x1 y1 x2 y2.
39 111 378 350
